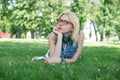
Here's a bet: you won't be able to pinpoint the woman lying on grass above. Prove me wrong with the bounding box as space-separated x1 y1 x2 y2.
44 11 84 64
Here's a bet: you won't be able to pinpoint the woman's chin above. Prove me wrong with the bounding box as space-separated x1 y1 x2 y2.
57 30 62 32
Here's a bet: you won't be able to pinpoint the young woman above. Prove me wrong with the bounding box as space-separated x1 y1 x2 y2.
44 11 84 64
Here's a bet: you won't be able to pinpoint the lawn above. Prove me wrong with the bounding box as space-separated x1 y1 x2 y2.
0 39 120 80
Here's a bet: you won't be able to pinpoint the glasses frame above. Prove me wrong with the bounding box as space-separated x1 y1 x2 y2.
56 19 72 25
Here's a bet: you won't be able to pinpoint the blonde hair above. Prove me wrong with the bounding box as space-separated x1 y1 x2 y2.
55 11 80 46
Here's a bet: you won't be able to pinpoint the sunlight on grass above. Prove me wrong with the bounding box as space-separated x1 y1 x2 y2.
0 38 48 43
84 42 120 48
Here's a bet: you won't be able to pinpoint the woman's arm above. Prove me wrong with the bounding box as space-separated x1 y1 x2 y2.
53 34 62 57
48 32 56 57
48 27 63 57
44 28 63 64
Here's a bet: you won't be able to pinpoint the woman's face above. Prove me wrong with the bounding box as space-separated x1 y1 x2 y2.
56 15 73 34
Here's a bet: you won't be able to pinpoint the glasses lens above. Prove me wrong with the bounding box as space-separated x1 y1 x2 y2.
57 19 71 25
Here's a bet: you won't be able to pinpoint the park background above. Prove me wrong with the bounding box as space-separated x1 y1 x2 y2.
0 0 120 80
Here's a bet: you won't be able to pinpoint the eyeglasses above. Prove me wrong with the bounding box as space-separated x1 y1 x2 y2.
56 19 72 25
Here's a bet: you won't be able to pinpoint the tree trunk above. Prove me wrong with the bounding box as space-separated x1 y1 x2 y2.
2 25 6 33
16 28 21 38
90 20 98 41
30 29 34 39
118 36 120 41
100 35 103 41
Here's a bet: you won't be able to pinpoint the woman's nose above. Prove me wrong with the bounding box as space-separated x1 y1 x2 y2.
58 22 64 26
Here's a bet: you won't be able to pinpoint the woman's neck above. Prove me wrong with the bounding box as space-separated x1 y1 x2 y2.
63 32 72 37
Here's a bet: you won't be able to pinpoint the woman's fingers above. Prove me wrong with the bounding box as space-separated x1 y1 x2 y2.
44 58 50 64
53 28 62 37
53 27 58 33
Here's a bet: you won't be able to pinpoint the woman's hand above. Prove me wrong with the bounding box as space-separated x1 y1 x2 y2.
44 57 61 64
53 27 62 37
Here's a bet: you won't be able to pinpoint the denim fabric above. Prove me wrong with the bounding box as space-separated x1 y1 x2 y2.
46 41 78 59
60 41 78 59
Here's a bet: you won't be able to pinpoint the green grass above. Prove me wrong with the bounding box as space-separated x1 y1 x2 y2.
0 39 120 80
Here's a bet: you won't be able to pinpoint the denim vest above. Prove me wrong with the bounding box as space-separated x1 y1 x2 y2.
61 41 78 59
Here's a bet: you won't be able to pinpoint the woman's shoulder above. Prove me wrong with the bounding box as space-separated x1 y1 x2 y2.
79 30 84 36
77 30 84 42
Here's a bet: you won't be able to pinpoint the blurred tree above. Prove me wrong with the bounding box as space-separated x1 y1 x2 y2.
37 0 69 37
86 0 100 41
95 0 116 41
111 0 120 41
1 0 119 41
71 0 87 29
0 20 10 32
10 0 41 38
0 0 12 33
10 0 68 38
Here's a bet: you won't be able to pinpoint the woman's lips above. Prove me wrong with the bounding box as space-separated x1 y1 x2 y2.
57 27 62 30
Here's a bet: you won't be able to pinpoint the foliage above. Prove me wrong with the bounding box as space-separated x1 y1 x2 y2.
0 20 10 32
0 0 12 33
95 0 120 41
0 0 10 19
9 0 69 38
111 0 120 40
10 0 41 38
71 0 87 29
0 0 120 40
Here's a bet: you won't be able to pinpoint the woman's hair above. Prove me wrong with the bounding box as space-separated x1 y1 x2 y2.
57 11 80 46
